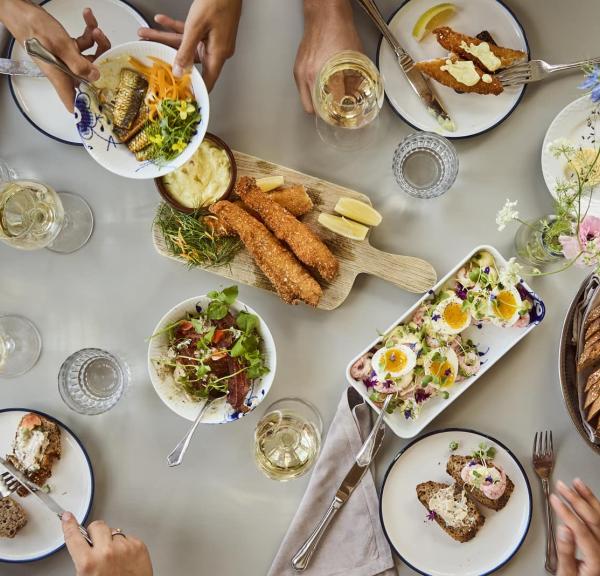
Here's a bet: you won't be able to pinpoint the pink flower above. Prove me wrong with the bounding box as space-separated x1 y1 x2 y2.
560 235 582 260
559 216 600 263
578 215 600 243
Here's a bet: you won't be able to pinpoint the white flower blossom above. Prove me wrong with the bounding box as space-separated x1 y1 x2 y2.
499 257 523 286
496 199 519 232
547 138 576 159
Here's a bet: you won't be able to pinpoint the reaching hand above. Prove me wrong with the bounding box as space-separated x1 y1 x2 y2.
551 479 600 576
138 0 242 92
294 0 363 113
0 0 110 111
62 512 153 576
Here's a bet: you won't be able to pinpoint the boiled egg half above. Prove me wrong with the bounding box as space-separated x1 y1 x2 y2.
372 345 417 380
488 286 522 326
432 295 471 335
424 347 459 388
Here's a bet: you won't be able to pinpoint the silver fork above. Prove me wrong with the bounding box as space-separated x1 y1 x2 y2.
0 471 20 499
533 431 558 574
498 57 600 87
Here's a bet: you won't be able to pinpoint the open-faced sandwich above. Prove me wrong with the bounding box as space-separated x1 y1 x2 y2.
415 26 527 95
7 413 61 498
0 498 27 539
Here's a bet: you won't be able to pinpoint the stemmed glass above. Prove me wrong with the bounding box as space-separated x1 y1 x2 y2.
312 50 384 151
0 315 42 378
0 158 94 253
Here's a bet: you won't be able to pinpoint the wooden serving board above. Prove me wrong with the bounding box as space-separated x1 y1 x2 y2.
153 151 437 310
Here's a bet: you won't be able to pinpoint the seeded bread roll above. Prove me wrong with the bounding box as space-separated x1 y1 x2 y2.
0 498 27 538
446 455 514 511
416 481 484 543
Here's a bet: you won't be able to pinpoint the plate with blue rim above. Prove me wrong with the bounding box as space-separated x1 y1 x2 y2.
380 428 532 576
6 0 148 146
0 409 94 563
377 0 529 138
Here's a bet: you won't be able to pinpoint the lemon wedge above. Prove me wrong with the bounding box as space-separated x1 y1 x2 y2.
334 197 382 226
256 176 284 192
412 3 457 42
566 148 600 187
318 213 369 241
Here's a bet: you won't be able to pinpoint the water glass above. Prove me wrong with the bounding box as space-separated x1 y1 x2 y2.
58 348 129 415
0 315 42 378
254 398 323 481
392 132 459 199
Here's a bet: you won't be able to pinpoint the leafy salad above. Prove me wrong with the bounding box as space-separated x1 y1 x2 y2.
152 286 269 413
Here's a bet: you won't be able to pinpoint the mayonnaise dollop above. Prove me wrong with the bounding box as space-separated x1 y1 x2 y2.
459 41 502 72
440 60 481 87
461 461 507 500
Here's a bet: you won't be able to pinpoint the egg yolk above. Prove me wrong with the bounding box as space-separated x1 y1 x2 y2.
443 302 469 330
430 360 455 387
383 349 407 373
493 291 517 320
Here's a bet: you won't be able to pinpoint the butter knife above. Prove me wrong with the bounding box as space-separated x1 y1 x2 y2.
291 395 390 571
354 0 454 131
0 58 44 77
0 456 93 545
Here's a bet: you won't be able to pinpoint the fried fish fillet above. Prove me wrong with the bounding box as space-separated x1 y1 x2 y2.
237 177 339 282
205 185 314 236
209 201 322 306
415 58 504 95
433 26 526 72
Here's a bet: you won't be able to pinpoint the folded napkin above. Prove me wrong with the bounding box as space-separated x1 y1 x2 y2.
268 387 396 576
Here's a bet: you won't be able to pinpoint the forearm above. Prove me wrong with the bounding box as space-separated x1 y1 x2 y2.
0 0 34 34
303 0 354 21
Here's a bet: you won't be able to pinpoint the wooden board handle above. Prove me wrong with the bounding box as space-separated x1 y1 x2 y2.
360 244 437 294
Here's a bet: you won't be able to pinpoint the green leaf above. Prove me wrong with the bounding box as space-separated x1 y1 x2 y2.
220 285 239 305
207 300 229 320
190 318 204 333
469 267 480 282
236 311 258 333
230 337 245 357
196 364 211 378
203 327 216 344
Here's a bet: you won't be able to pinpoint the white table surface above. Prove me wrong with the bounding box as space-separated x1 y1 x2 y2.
1 1 599 574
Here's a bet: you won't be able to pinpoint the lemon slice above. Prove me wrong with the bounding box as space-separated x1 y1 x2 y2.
318 213 369 241
334 197 382 226
566 148 600 187
256 176 284 192
412 3 457 42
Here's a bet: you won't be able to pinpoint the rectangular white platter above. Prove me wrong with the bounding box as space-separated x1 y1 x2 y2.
345 245 546 438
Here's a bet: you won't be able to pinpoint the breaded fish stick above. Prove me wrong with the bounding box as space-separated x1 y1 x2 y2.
209 201 322 307
237 177 339 282
415 59 503 95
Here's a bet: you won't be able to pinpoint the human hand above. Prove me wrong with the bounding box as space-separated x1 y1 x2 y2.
294 0 363 113
138 0 242 92
62 512 153 576
551 478 600 576
0 0 110 111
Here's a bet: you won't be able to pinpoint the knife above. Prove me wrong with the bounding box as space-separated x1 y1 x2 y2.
0 58 44 77
291 401 388 572
354 0 455 132
0 456 93 545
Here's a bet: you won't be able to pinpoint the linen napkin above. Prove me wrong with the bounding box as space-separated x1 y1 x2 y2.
268 387 396 576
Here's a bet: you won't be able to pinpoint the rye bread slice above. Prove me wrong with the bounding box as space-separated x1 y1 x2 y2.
584 306 600 329
0 498 27 538
577 340 600 372
586 367 600 392
586 331 600 349
446 455 514 511
585 380 600 409
416 481 484 543
585 318 600 341
588 396 600 422
7 414 61 497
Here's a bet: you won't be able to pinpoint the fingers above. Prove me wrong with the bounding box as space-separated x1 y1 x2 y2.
551 493 598 558
92 27 111 59
174 24 205 77
556 525 578 576
40 65 77 111
557 480 600 540
137 28 184 51
154 14 185 34
573 477 600 516
62 512 90 560
293 66 314 113
201 33 231 92
82 7 99 29
87 520 113 549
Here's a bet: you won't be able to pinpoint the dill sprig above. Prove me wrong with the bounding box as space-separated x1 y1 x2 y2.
154 202 242 268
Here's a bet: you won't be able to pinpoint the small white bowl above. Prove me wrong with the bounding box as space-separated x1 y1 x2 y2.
74 41 209 180
147 296 276 423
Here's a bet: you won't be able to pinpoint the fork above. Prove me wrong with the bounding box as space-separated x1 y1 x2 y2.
498 57 600 87
0 471 20 499
533 431 558 574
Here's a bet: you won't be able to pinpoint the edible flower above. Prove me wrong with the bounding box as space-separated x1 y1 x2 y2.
148 133 164 146
495 198 519 231
172 138 187 153
178 100 197 120
579 65 600 102
499 257 523 287
426 510 436 521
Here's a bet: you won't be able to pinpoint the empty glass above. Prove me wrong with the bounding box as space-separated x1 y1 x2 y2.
392 132 459 199
254 398 323 481
58 348 129 415
0 315 42 378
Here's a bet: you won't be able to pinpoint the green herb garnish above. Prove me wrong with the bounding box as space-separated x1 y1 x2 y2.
449 440 459 452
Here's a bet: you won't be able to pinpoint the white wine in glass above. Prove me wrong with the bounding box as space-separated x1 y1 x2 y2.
254 398 322 481
313 50 384 150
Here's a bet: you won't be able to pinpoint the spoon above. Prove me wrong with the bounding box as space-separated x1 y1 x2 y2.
167 400 213 467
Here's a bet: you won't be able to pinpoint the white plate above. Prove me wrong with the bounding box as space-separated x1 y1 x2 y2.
541 95 600 215
147 296 276 423
75 41 209 179
7 0 147 146
0 409 94 563
380 428 532 576
378 0 529 138
346 245 545 438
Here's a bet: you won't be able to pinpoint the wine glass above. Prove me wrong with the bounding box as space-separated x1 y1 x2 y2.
0 315 42 378
312 50 384 151
0 160 94 253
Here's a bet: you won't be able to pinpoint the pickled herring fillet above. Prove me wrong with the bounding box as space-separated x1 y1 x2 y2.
236 177 339 282
209 201 322 307
113 68 148 129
